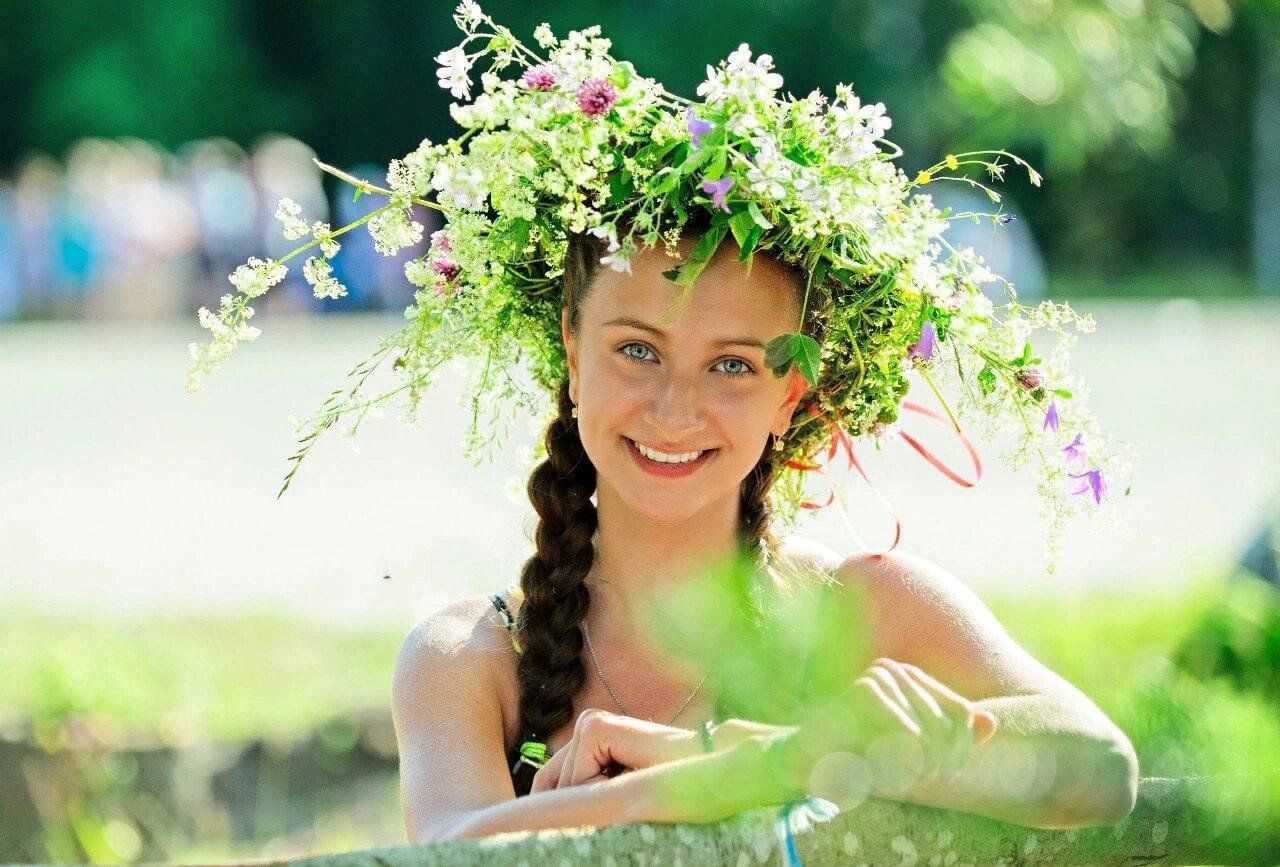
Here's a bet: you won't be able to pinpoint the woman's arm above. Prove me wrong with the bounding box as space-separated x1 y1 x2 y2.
814 551 1140 828
779 677 1138 830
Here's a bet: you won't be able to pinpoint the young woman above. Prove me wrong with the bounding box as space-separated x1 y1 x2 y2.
390 214 1140 844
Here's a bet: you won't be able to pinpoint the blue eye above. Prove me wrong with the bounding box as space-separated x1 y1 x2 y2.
620 342 655 363
715 357 754 378
618 342 755 379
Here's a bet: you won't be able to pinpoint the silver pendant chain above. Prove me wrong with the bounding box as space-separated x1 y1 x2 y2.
581 620 707 726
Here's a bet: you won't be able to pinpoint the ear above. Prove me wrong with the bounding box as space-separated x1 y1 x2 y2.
561 306 579 404
773 366 809 437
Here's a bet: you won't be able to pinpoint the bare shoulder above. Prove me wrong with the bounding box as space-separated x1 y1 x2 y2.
828 548 1068 700
391 594 521 842
776 533 844 578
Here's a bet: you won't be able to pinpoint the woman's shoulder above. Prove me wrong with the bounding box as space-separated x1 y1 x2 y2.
776 533 844 579
401 593 522 660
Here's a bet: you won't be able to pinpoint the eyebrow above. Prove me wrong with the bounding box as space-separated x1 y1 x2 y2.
601 316 766 350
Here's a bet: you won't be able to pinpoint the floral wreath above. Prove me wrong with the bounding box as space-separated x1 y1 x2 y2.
185 1 1137 574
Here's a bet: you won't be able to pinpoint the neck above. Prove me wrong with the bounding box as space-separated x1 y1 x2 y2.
585 480 746 656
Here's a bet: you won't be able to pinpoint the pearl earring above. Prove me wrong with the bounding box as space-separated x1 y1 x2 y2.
773 433 785 451
571 405 579 419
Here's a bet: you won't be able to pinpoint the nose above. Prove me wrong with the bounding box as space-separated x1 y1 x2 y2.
642 375 707 444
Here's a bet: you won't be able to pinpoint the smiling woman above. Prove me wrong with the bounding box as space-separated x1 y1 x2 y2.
390 207 1138 845
184 2 1141 852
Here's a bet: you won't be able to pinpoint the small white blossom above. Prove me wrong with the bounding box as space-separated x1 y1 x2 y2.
274 197 310 241
533 22 557 49
311 221 340 258
435 46 473 101
430 159 489 211
228 257 287 298
302 255 348 300
453 0 483 31
367 208 424 256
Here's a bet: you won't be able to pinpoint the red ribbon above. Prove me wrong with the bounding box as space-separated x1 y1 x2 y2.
787 399 984 556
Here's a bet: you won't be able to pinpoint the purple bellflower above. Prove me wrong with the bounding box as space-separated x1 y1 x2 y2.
701 177 734 213
1061 431 1088 469
907 320 937 362
1067 467 1107 505
686 108 714 149
1043 400 1059 433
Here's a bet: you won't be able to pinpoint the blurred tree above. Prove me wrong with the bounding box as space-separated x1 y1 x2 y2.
0 0 1274 290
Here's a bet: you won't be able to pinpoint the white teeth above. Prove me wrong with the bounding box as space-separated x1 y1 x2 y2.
634 440 705 464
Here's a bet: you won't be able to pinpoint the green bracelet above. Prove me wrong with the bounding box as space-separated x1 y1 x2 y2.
699 719 719 753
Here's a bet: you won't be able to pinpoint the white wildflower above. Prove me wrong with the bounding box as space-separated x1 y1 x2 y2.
430 158 489 211
367 208 424 256
588 222 620 252
533 22 557 49
453 0 483 31
696 43 784 106
600 237 635 274
311 221 339 258
228 257 287 299
302 255 347 300
435 46 473 101
274 197 310 241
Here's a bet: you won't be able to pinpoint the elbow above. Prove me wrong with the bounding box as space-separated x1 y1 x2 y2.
1096 741 1140 825
409 812 474 846
1041 738 1140 829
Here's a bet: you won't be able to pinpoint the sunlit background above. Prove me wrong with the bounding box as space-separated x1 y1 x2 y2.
2 0 1278 862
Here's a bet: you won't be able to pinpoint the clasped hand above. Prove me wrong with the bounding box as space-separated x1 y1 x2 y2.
531 657 998 796
530 711 756 793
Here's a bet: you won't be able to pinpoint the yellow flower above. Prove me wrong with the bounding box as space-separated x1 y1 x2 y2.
915 170 933 184
945 153 959 170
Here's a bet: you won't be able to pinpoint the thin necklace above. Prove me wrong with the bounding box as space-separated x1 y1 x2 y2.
581 620 707 725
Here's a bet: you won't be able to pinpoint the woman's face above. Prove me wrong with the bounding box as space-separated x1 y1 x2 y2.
561 235 810 526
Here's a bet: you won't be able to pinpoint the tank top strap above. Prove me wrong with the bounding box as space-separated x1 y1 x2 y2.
488 592 523 655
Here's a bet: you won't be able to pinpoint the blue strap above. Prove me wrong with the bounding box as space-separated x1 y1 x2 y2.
774 796 840 867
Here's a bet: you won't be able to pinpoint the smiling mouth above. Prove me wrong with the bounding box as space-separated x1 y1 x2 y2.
623 436 717 477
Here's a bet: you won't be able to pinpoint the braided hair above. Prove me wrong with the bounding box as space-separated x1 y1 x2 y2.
508 211 830 795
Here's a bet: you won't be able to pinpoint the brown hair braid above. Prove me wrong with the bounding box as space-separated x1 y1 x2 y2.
509 210 825 795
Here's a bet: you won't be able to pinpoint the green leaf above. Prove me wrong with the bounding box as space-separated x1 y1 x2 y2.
792 334 822 386
765 333 793 373
747 200 773 230
763 333 821 385
608 169 633 206
704 147 728 182
1052 388 1073 398
783 142 818 166
663 223 729 287
728 211 756 250
977 365 997 396
737 224 763 262
352 187 365 204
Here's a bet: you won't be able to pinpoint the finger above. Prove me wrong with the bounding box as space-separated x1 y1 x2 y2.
879 660 950 775
562 709 612 789
899 662 998 748
899 662 977 716
852 675 922 738
863 663 913 716
531 745 566 794
558 720 586 790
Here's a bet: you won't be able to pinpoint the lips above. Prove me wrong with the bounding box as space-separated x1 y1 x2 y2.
623 436 716 478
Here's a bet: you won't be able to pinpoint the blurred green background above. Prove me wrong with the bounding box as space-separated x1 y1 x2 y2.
2 0 1279 862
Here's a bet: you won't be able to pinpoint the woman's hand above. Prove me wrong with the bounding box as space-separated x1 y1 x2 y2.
530 710 789 794
810 657 998 794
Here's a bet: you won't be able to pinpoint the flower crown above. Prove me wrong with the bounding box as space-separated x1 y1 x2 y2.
185 1 1136 573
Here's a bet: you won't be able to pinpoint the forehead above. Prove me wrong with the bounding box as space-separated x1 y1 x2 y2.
581 236 801 338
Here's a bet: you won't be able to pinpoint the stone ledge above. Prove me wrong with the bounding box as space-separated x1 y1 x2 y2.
204 776 1269 866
